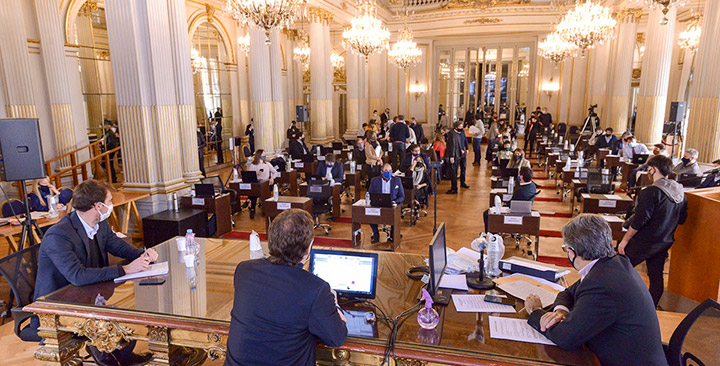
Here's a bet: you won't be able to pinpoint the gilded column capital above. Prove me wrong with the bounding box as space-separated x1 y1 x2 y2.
308 7 334 24
615 9 643 24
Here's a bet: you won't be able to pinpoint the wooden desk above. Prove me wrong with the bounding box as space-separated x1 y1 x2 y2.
605 154 621 170
108 191 149 239
0 211 66 253
263 196 313 231
352 199 401 251
669 188 720 302
277 169 299 196
180 194 232 237
228 180 271 215
300 182 341 220
487 210 541 260
580 193 633 215
141 208 208 247
491 166 502 177
293 160 319 179
569 178 587 209
621 162 640 189
599 214 626 242
489 188 513 204
597 148 610 164
25 238 597 366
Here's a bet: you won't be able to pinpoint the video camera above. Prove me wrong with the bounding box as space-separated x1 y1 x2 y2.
588 104 598 117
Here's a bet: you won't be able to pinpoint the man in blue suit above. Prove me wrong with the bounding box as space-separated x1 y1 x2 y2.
368 164 405 243
315 153 344 183
32 179 157 366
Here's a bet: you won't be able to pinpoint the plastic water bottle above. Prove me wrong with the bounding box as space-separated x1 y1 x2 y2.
317 146 321 156
350 161 356 173
365 192 370 207
185 229 196 255
508 177 515 194
486 234 505 277
47 195 59 218
273 184 279 200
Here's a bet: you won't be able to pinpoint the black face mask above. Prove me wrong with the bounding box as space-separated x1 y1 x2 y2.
681 157 691 165
566 248 577 270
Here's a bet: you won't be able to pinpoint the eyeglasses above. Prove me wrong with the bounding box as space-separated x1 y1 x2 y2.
561 244 574 253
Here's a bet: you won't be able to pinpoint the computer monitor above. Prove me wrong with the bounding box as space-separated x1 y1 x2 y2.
309 249 379 299
332 142 344 151
632 154 649 165
194 183 215 198
501 167 518 178
428 223 450 305
240 170 258 183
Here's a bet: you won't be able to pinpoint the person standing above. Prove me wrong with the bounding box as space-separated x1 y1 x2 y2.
197 127 206 177
212 113 225 164
364 131 384 181
539 107 552 128
619 155 688 306
102 121 120 183
438 104 445 123
245 118 255 154
225 209 347 366
389 115 410 170
445 122 465 194
524 114 539 158
246 150 279 218
409 117 425 144
468 118 485 165
380 108 390 125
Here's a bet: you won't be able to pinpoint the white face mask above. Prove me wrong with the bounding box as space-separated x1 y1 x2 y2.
97 202 113 222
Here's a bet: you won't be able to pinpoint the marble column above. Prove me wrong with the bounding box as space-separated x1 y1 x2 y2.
105 0 184 193
167 0 201 181
248 27 276 153
323 23 337 142
33 0 78 161
636 7 676 143
0 0 37 117
309 16 328 144
269 29 287 153
686 0 720 161
606 9 641 133
344 52 360 138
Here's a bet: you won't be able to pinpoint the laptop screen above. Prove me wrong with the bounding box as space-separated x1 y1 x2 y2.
194 183 215 198
309 249 379 299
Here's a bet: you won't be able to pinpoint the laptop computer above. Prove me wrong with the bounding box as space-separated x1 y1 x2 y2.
194 183 215 198
632 154 649 165
369 193 393 207
240 170 258 183
332 142 344 151
301 154 315 163
501 168 518 178
509 200 532 214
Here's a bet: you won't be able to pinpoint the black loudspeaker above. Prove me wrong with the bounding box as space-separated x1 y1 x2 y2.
296 105 309 122
0 119 46 181
669 102 686 122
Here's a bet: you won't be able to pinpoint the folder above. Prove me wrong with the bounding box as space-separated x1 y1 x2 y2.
498 257 570 282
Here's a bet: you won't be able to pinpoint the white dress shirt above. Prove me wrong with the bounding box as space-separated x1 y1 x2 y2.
381 178 391 194
77 212 99 240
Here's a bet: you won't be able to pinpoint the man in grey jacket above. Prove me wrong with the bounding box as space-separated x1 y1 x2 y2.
672 148 702 178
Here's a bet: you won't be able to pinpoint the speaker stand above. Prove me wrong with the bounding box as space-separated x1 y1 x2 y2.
18 180 42 250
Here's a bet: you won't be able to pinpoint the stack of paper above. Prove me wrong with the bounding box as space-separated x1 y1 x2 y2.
451 295 516 313
114 261 169 283
439 274 469 291
488 316 556 345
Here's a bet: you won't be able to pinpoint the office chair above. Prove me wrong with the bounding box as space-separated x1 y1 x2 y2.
201 176 238 225
586 171 614 194
1 199 24 218
0 244 41 342
306 180 332 235
665 298 720 366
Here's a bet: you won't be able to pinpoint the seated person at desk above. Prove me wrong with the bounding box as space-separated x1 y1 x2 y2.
226 209 347 366
621 134 649 160
353 136 367 165
627 145 666 188
483 167 536 233
497 140 513 161
289 132 309 159
408 154 432 207
525 214 666 366
400 144 430 173
29 176 72 212
247 150 279 218
368 164 405 243
315 153 343 183
697 159 720 188
595 127 619 154
672 148 702 178
32 179 158 365
506 148 531 170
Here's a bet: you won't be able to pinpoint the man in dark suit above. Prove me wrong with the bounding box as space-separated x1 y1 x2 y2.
315 153 343 183
445 122 468 193
197 127 206 177
595 127 619 154
368 164 405 243
525 214 666 366
389 115 410 170
697 159 720 188
245 118 255 154
483 167 537 233
409 117 425 143
619 155 687 306
380 108 390 125
289 132 309 159
33 180 157 366
539 107 552 128
400 144 430 173
226 209 347 366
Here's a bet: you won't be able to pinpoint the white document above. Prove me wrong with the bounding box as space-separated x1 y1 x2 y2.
488 316 556 345
497 280 558 308
365 208 381 216
598 199 617 208
504 216 523 225
604 194 622 200
114 261 168 283
439 274 469 291
277 202 291 210
456 247 481 262
505 273 565 292
452 295 516 313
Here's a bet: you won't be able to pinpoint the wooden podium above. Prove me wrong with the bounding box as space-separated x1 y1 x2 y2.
668 187 720 302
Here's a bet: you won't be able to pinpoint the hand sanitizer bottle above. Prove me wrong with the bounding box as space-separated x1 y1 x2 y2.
273 184 279 200
417 289 439 330
365 192 371 207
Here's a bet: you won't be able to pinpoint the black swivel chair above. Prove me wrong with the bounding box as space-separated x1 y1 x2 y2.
665 298 720 366
0 244 41 342
306 180 332 235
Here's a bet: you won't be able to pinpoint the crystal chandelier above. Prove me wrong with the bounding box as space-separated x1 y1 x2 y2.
331 51 344 69
190 48 207 74
635 0 685 24
342 0 390 61
389 27 422 71
518 64 529 78
224 0 301 44
678 16 701 53
238 34 250 55
555 0 616 55
538 32 578 63
293 35 310 65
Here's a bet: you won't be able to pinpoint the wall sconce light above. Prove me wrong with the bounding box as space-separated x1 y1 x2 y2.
409 81 425 100
541 77 560 98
